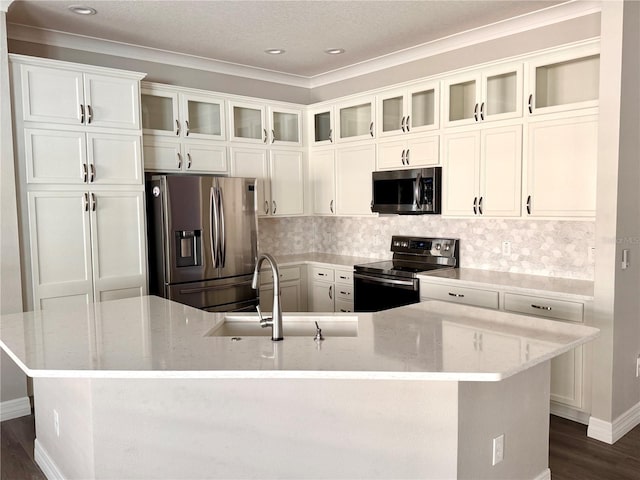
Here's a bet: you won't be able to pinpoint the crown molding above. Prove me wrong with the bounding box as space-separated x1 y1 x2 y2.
6 0 601 89
1 0 15 13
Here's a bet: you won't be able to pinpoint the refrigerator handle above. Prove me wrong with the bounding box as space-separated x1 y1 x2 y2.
217 186 226 268
210 186 220 268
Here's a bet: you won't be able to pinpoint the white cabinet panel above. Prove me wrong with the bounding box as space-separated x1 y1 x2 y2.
310 149 336 215
229 101 267 144
230 147 270 215
88 133 142 185
183 143 227 173
25 129 86 184
143 139 182 172
336 97 375 142
310 282 334 312
270 150 304 216
141 87 180 136
180 93 226 141
336 144 376 215
269 106 302 145
443 131 480 216
84 74 140 130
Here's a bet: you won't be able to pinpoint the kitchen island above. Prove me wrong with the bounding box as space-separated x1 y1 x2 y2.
0 296 598 480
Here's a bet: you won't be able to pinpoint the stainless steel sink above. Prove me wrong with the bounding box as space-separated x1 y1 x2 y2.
206 315 358 337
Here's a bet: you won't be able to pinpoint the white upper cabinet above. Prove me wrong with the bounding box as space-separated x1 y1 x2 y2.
335 143 376 215
230 101 301 145
526 48 600 116
335 97 375 142
141 86 226 141
310 148 336 215
20 63 142 130
230 147 271 214
377 82 439 138
376 134 439 170
309 107 334 146
444 63 522 127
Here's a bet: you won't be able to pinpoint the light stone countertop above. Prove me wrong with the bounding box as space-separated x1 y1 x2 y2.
268 252 382 269
418 268 594 301
0 295 598 381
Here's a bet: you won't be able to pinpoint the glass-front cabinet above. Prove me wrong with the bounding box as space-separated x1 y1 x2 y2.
269 106 302 145
309 107 334 146
377 82 439 138
230 101 301 145
335 97 375 142
141 86 225 141
444 63 522 127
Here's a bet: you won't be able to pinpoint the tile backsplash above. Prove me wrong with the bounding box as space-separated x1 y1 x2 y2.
258 216 595 280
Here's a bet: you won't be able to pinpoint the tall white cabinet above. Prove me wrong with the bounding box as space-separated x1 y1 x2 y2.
10 55 148 311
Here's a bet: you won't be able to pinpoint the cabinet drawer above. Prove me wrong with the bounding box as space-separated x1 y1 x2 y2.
421 282 499 309
335 269 353 284
311 266 334 282
504 293 583 322
260 266 300 285
335 284 353 300
335 298 354 313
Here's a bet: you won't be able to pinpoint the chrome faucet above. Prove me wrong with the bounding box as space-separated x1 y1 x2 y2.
251 253 283 341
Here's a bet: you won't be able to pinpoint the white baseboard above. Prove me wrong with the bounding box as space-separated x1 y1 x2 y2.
0 396 31 421
34 439 66 480
588 400 640 444
550 402 591 425
533 467 551 480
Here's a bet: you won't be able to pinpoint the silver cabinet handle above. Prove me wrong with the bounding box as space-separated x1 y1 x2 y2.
414 171 422 206
177 152 182 169
339 290 349 296
272 200 277 214
401 149 406 165
185 120 190 136
82 163 88 183
448 292 465 298
330 199 334 213
478 196 483 215
406 115 410 132
406 149 410 165
217 186 226 268
474 103 479 121
176 120 181 136
87 105 93 124
264 200 269 214
526 195 532 215
329 285 333 300
84 192 89 212
80 104 85 124
473 197 478 215
187 153 192 169
328 128 333 143
528 94 533 114
531 304 552 311
89 164 95 183
91 192 96 212
480 102 485 121
271 129 275 144
318 273 327 277
369 121 374 137
263 128 268 144
210 187 219 268
401 116 406 133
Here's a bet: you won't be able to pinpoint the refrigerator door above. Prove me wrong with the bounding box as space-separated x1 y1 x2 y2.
215 176 258 279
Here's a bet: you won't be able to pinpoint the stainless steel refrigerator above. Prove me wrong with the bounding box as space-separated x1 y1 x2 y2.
147 174 259 312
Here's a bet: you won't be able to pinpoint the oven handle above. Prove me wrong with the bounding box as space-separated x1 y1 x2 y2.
354 272 418 289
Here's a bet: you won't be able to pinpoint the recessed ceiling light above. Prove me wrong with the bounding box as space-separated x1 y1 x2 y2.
264 49 286 55
325 48 345 55
68 5 97 15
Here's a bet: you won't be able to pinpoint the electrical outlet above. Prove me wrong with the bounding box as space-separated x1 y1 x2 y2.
588 246 596 263
53 409 60 437
502 241 511 256
492 434 504 465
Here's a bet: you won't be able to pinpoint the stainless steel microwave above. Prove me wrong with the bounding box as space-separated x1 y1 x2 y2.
371 167 441 214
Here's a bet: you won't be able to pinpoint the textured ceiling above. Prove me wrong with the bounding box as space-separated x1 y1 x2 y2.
7 0 567 77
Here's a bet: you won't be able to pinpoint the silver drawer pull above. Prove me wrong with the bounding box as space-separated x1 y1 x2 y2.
318 273 327 276
448 292 465 298
339 275 348 280
531 304 552 311
339 290 349 295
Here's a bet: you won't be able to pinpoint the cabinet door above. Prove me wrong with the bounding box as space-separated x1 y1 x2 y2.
84 74 140 130
310 282 334 312
406 134 439 168
229 101 267 144
309 148 336 215
442 131 480 216
142 138 183 172
269 107 302 145
20 64 84 125
481 64 523 122
181 93 226 141
525 115 598 217
310 107 334 145
88 133 143 185
376 140 406 170
336 98 375 142
28 191 93 310
479 125 522 217
270 150 304 216
444 73 480 127
183 142 228 173
141 87 180 136
90 191 147 303
408 82 439 133
336 143 376 215
25 128 87 184
377 88 406 138
230 147 270 215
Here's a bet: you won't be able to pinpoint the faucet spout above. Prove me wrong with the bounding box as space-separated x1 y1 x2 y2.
252 253 283 341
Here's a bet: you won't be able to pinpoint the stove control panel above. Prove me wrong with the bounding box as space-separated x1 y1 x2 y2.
390 236 458 258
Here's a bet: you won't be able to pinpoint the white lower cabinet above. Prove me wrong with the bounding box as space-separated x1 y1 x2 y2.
420 282 499 309
308 266 354 312
259 266 305 312
27 190 147 310
310 281 335 312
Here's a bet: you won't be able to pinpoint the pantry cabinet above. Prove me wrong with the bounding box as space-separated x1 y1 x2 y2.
443 124 522 217
376 82 439 138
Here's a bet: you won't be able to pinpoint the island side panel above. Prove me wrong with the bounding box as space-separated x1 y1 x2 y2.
457 362 551 480
88 378 460 479
33 378 96 479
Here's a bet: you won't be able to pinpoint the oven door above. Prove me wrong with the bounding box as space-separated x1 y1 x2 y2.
354 272 420 312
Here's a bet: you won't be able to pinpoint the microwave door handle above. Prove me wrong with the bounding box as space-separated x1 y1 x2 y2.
217 186 226 268
414 172 422 207
210 186 219 268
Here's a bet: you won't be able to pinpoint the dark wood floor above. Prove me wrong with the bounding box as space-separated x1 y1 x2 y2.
1 414 639 479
